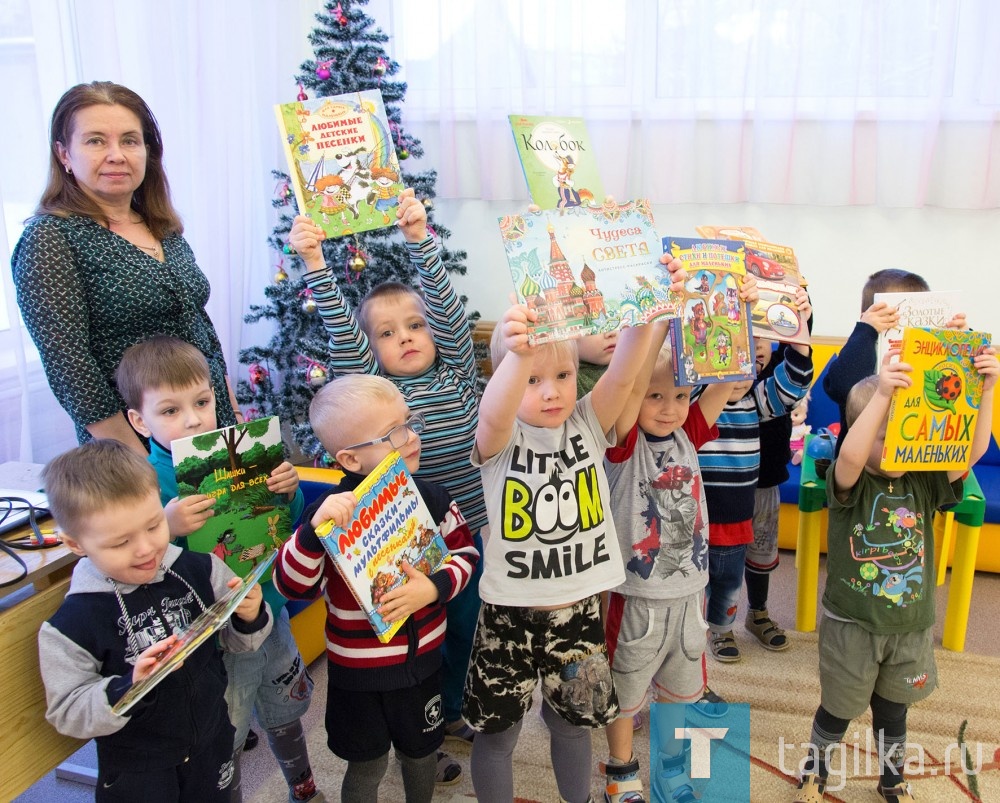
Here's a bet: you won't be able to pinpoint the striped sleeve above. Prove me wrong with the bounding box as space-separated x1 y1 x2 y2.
274 523 327 601
303 266 378 375
406 237 477 379
431 499 479 604
753 348 813 422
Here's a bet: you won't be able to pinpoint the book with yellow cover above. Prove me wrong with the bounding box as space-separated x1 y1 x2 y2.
315 451 449 644
881 327 991 472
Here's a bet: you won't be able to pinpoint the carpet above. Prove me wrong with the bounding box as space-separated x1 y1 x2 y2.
248 630 1000 802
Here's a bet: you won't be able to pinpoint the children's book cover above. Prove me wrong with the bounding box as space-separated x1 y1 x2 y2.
498 201 682 345
664 236 756 385
508 115 604 210
172 416 291 581
112 552 277 716
874 291 962 366
742 239 809 346
274 89 404 238
882 327 991 472
694 224 766 242
315 451 449 644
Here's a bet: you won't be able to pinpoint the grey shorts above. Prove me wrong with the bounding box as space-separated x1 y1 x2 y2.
818 615 937 720
607 590 707 713
746 486 780 572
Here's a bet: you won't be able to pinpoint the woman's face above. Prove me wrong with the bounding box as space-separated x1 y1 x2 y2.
56 103 148 209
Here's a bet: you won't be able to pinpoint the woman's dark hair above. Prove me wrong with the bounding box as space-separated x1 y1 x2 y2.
36 81 183 239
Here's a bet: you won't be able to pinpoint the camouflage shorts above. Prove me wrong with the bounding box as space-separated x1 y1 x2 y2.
462 594 619 734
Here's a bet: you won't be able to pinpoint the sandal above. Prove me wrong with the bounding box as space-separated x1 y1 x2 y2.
444 718 476 744
877 781 915 802
708 630 741 662
792 773 826 803
745 607 789 651
689 686 729 718
435 751 462 785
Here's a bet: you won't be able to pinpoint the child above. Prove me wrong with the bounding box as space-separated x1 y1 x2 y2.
602 325 740 803
114 336 320 803
822 269 965 454
793 344 997 803
701 288 813 663
462 271 681 803
38 440 271 802
576 329 618 397
274 374 479 802
290 192 484 758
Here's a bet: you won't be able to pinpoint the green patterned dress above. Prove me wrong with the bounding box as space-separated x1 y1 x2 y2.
12 214 236 443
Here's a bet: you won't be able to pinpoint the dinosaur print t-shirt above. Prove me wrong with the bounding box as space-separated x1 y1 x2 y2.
824 465 960 634
604 406 717 600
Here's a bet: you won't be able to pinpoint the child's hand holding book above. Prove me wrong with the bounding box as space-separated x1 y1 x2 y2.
164 493 216 538
375 562 439 623
310 491 359 534
266 460 300 499
231 576 265 623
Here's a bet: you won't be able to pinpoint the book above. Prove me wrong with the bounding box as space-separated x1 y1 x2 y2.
743 239 810 346
315 451 450 644
498 200 682 345
694 224 766 242
274 89 404 238
881 327 991 472
111 552 276 716
663 236 756 385
873 291 962 365
508 115 604 210
171 416 292 581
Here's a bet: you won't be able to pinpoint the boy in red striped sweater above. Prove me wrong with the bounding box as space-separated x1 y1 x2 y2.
274 374 479 801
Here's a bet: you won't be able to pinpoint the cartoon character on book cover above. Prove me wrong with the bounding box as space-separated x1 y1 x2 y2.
742 239 809 346
508 115 604 210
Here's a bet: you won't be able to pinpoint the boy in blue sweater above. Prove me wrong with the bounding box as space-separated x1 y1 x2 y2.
115 336 321 803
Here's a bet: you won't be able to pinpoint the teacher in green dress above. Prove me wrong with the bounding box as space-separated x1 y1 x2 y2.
12 81 240 453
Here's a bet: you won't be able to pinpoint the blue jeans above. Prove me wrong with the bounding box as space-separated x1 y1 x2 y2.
706 544 748 628
441 529 484 723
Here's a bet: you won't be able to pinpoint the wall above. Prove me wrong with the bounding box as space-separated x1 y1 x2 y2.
434 199 1000 340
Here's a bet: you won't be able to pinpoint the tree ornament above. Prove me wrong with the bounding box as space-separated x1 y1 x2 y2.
282 242 295 255
398 148 409 160
274 268 289 283
300 289 317 314
307 362 328 387
296 83 308 101
248 363 269 391
422 197 433 209
316 60 333 80
374 56 387 76
334 3 347 25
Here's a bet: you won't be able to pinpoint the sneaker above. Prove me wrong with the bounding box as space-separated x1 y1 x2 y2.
444 718 476 744
632 711 644 731
708 629 741 662
877 781 915 802
792 773 826 803
745 607 790 651
435 751 462 785
689 686 729 718
603 757 646 803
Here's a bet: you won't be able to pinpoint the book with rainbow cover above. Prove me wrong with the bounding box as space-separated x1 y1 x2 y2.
315 451 449 644
274 89 403 238
881 327 991 472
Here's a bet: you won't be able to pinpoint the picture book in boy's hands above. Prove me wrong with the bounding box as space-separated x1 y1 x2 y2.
664 236 756 385
111 551 276 716
508 115 604 210
274 89 403 238
498 201 682 345
881 327 991 472
315 451 450 644
742 239 809 346
172 416 292 581
874 291 961 365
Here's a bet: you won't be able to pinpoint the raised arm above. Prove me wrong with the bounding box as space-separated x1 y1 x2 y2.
476 305 535 460
612 320 670 441
962 345 999 482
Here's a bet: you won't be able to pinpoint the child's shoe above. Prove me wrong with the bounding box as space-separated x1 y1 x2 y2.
650 750 695 803
689 686 729 718
877 781 915 802
792 773 826 802
632 710 644 731
709 629 741 662
444 718 476 744
435 751 462 785
745 607 790 651
603 758 646 803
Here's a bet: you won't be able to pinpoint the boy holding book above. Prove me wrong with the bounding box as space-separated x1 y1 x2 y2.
38 439 271 802
289 190 484 757
274 373 479 801
115 336 320 803
794 343 997 803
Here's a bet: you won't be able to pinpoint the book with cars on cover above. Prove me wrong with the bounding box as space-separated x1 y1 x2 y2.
274 89 404 238
664 236 756 386
171 416 292 581
314 451 450 644
111 551 277 716
873 290 962 366
742 239 809 346
881 327 991 472
508 114 604 210
498 200 682 345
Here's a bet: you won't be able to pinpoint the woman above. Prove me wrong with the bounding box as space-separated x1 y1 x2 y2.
12 81 240 453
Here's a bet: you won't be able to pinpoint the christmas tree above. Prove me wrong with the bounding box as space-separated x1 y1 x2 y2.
238 0 475 463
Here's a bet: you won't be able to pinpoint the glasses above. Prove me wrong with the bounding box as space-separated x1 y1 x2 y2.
342 414 425 451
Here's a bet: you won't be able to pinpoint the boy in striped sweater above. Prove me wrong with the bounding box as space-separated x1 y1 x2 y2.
274 374 479 801
289 190 485 756
699 287 813 663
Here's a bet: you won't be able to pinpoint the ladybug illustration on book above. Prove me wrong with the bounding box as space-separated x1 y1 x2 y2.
935 371 962 402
